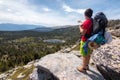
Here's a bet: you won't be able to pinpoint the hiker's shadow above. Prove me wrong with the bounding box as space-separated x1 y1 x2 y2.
85 69 105 80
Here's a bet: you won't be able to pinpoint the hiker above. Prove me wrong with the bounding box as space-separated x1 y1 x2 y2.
77 8 93 72
77 8 109 72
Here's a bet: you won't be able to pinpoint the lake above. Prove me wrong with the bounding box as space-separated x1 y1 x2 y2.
43 39 65 43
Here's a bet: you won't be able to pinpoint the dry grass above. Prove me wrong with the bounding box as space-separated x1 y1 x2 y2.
9 64 35 80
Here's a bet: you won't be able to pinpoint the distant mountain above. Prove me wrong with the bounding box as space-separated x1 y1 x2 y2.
0 23 78 32
33 25 77 32
31 25 77 32
52 25 77 29
32 27 53 32
0 23 46 31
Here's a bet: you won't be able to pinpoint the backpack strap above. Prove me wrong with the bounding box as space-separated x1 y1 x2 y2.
84 18 93 38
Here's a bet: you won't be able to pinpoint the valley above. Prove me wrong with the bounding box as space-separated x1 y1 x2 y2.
0 25 80 73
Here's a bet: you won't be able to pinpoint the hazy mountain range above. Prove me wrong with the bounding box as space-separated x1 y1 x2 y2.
0 23 75 32
0 23 52 31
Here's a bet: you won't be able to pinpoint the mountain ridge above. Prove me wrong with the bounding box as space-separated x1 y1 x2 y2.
0 23 46 31
0 23 78 32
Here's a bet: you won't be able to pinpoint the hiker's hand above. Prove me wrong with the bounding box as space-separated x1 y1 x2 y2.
78 20 82 26
78 20 82 23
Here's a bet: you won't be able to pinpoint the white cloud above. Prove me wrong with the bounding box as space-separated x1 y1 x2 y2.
63 4 73 12
0 0 80 26
43 7 51 12
63 4 85 14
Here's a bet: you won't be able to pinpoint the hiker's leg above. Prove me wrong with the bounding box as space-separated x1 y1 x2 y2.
86 54 91 65
78 41 91 72
77 55 89 72
82 54 90 68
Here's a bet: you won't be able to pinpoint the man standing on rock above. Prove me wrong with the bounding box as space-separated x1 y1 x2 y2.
77 8 93 72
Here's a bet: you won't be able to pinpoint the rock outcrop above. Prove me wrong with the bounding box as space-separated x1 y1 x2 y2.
30 53 104 80
111 29 120 38
92 39 120 80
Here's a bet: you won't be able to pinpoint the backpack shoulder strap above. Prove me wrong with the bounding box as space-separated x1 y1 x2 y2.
84 18 93 38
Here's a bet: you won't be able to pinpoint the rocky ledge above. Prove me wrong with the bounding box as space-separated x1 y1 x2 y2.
92 39 120 80
30 39 120 80
30 53 104 80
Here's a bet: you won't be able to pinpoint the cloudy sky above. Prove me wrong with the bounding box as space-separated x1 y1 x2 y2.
0 0 120 27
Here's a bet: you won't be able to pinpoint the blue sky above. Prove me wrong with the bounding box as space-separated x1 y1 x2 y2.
0 0 120 27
